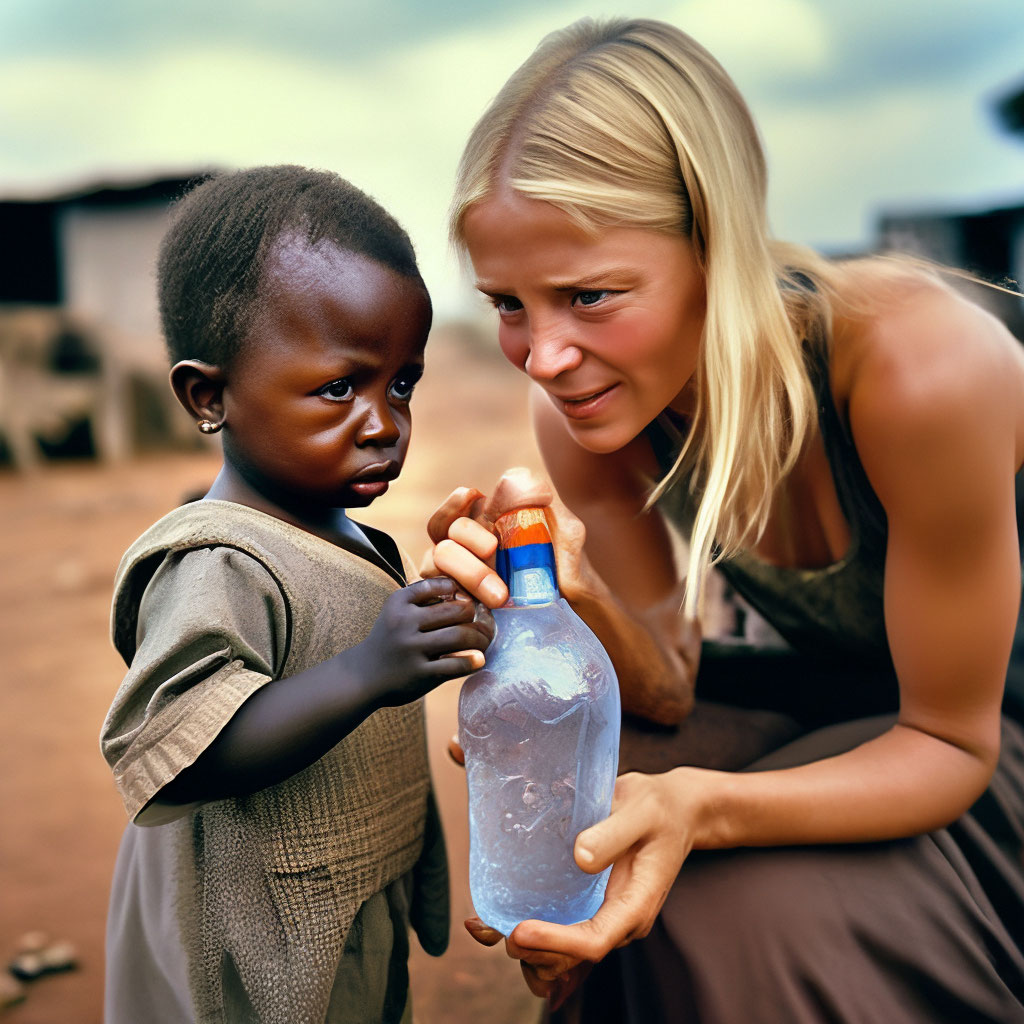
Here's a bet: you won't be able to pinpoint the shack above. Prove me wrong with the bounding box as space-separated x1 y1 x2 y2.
0 174 212 468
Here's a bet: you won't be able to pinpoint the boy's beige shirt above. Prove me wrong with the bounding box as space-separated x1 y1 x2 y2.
101 500 447 1024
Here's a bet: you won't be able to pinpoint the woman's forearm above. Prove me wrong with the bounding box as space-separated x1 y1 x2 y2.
567 578 699 725
508 721 999 976
428 471 699 725
684 722 998 850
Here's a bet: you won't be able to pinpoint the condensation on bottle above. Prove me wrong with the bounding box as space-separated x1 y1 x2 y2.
459 507 620 936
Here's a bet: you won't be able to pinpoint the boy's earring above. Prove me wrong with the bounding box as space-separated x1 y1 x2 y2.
197 419 223 435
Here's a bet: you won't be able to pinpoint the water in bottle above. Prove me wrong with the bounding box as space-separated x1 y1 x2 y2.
459 507 620 936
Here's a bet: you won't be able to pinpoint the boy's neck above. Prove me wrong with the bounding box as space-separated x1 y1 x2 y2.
203 463 337 531
202 464 400 580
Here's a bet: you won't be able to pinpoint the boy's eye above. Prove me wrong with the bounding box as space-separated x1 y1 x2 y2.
573 290 610 307
318 378 354 402
389 366 423 403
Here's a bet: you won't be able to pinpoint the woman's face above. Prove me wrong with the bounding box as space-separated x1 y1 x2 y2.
462 188 706 454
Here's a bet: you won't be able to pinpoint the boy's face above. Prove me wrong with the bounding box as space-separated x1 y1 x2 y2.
221 236 431 510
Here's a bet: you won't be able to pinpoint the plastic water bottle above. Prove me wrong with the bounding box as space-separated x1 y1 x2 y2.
459 507 620 936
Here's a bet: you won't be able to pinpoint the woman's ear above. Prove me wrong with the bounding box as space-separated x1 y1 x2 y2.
169 360 227 428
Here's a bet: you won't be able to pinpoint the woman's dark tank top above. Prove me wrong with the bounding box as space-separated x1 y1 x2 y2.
646 336 1024 712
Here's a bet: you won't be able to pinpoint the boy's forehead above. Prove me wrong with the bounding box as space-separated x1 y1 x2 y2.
254 231 431 343
263 231 360 286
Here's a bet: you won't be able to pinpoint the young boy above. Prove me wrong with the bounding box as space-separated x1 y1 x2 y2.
100 166 492 1024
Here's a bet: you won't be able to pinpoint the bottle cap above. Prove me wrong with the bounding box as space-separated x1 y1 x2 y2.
494 507 552 549
493 508 557 603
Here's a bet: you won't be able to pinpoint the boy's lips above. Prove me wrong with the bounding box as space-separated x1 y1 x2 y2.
350 460 399 497
352 460 400 481
351 479 390 497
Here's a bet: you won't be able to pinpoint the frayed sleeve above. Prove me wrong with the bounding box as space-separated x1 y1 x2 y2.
100 546 288 823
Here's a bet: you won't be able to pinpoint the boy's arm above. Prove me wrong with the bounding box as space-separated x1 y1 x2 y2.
149 574 488 818
103 546 490 826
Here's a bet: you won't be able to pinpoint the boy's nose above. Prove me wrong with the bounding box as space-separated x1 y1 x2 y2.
357 398 401 446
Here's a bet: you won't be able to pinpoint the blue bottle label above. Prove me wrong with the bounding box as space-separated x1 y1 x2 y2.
500 541 557 605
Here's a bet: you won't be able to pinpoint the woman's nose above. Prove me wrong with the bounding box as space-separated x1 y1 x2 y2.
523 323 583 381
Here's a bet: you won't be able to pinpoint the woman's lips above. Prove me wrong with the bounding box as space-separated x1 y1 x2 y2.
558 383 619 420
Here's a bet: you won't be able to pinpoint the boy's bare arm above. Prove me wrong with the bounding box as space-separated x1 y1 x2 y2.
147 576 491 817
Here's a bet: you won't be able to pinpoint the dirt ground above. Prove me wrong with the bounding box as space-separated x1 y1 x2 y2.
0 325 548 1023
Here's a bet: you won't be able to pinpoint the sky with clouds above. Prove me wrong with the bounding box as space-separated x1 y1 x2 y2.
2 0 1023 316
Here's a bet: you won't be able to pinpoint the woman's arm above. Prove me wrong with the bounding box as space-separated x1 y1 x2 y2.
429 388 700 725
504 283 1024 989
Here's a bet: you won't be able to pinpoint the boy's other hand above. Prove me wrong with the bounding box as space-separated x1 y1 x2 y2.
447 734 465 766
463 915 591 1010
354 577 494 707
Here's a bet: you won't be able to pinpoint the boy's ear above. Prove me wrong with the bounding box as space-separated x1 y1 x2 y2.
169 360 227 427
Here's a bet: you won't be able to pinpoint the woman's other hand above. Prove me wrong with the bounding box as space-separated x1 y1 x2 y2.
480 769 703 999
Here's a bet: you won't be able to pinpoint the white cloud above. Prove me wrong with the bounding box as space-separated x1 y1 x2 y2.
0 0 1022 314
663 0 831 85
764 82 1024 249
0 1 610 312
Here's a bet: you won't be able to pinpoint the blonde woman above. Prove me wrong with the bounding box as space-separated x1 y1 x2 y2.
424 16 1024 1023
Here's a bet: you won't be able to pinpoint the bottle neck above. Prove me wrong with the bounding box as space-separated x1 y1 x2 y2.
497 542 558 606
494 508 559 607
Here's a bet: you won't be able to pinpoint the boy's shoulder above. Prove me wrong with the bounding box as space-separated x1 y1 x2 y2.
120 499 284 561
112 500 409 665
115 500 294 608
119 500 410 573
111 501 297 664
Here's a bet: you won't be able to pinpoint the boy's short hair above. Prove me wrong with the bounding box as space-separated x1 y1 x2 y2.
157 165 422 367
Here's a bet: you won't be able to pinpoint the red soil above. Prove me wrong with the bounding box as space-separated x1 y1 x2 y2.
0 326 545 1023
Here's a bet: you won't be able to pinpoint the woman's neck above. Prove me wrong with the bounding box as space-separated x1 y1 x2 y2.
667 376 698 419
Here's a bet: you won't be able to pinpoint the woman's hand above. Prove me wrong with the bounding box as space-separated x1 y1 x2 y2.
422 485 503 606
422 468 598 609
464 768 704 1002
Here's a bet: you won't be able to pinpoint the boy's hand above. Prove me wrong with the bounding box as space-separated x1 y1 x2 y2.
353 577 494 707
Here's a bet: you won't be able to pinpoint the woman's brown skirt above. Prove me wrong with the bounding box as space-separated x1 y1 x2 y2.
551 687 1024 1023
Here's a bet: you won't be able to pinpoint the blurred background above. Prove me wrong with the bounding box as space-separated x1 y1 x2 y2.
1 1 1022 1021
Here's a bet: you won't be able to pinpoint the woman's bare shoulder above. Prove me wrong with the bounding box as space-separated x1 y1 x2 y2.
826 261 1024 488
829 262 1024 435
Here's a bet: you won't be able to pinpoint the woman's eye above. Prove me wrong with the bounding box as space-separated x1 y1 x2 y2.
573 290 610 307
490 295 523 315
319 379 354 402
389 371 421 402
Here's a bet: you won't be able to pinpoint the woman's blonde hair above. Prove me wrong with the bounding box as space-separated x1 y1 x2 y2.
452 17 835 618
